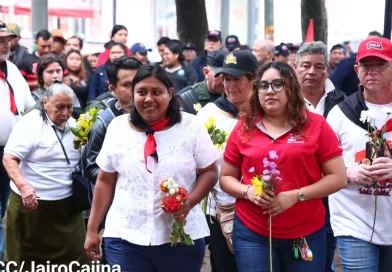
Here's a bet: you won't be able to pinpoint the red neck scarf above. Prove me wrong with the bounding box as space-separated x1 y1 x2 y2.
0 62 18 115
143 117 170 173
374 118 392 137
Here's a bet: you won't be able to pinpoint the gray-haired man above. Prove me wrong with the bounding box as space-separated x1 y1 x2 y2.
294 41 346 272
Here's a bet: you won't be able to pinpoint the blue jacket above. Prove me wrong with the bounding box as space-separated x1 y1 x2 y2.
192 51 207 83
88 65 109 101
330 54 359 96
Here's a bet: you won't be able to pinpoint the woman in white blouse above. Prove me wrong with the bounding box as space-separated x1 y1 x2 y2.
2 82 90 267
85 63 219 271
196 50 258 272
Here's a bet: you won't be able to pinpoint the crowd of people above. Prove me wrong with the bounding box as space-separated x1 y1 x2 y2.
0 18 391 272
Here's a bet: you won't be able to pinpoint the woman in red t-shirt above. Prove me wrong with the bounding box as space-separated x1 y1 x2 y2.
219 61 347 271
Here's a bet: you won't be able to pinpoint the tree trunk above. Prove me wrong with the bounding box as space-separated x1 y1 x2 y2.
301 0 328 44
175 0 209 55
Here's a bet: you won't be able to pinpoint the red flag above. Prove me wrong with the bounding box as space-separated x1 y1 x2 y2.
305 19 314 42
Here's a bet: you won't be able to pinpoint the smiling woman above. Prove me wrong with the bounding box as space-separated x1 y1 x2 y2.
85 64 219 271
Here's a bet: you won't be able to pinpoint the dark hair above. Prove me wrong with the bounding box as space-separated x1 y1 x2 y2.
65 49 88 86
36 53 65 88
368 31 383 38
343 41 351 46
35 29 52 41
107 56 142 86
104 42 127 65
157 37 171 46
67 36 83 49
92 52 100 57
130 64 182 127
239 45 251 51
330 44 346 53
240 61 307 137
165 41 185 63
111 25 127 38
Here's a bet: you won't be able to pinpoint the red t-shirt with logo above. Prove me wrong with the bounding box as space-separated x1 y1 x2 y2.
223 111 342 239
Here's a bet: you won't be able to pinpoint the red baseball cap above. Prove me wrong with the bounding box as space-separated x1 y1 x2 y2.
356 37 392 63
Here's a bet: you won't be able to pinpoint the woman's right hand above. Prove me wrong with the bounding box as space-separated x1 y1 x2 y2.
84 230 101 261
20 184 40 210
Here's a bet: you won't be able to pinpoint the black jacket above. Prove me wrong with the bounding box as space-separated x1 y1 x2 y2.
324 88 346 117
85 99 124 183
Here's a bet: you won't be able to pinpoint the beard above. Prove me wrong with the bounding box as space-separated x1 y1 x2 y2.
0 53 10 62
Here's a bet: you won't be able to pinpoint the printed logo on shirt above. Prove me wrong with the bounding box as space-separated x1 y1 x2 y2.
287 133 304 144
178 69 185 76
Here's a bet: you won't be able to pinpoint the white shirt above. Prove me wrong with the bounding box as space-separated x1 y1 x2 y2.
4 110 80 200
196 103 237 215
0 60 35 146
96 112 219 246
327 102 392 245
304 78 336 115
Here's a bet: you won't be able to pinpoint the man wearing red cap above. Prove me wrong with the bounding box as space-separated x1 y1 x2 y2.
0 21 35 263
327 37 392 271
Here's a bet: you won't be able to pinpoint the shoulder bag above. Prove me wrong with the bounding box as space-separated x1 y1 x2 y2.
52 126 91 213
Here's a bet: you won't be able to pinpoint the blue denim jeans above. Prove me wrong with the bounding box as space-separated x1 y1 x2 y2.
337 236 392 272
104 237 205 272
232 213 326 272
0 148 10 261
325 204 337 272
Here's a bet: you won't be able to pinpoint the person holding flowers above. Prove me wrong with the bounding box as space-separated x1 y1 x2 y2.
196 50 258 272
2 81 90 268
84 63 219 271
326 37 392 272
219 61 346 272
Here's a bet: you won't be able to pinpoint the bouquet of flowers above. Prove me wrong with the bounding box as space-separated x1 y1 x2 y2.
360 108 392 242
249 150 283 271
160 178 194 246
70 108 100 150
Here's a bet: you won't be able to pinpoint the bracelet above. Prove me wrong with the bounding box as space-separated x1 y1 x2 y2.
243 185 252 200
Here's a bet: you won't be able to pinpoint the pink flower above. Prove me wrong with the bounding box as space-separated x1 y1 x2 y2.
263 158 270 168
249 167 255 173
269 150 278 160
275 177 282 182
271 169 280 175
263 175 270 182
269 162 277 169
263 169 270 175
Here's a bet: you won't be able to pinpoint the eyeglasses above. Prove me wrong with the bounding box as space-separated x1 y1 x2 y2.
357 62 392 71
255 79 285 94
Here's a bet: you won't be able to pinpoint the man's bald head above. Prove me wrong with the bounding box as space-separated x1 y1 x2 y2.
252 40 275 67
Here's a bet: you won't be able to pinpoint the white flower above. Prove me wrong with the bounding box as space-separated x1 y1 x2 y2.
193 103 202 112
163 181 168 187
360 110 378 123
67 117 77 129
381 107 392 115
169 188 176 195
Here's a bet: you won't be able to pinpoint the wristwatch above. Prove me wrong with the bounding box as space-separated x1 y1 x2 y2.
297 188 305 202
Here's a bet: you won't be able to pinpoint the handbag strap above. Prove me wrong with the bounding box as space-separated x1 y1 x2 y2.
52 125 71 166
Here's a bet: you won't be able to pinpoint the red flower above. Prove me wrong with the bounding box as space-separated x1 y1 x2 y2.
161 195 182 213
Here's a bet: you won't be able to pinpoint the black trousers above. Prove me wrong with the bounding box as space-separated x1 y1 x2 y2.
207 215 238 272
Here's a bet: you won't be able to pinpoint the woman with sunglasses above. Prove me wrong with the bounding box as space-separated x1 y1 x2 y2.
219 61 347 271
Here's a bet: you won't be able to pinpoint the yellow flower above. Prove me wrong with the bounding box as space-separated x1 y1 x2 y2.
204 117 215 131
193 103 202 112
251 176 264 196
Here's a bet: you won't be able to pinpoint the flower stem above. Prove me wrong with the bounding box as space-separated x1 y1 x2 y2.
370 182 378 243
201 196 208 214
269 213 273 272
